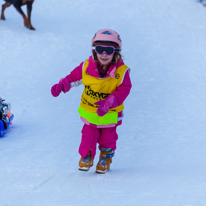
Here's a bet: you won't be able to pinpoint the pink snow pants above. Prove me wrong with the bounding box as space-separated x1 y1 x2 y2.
79 124 118 159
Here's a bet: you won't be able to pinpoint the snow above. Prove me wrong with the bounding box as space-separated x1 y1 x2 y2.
1 0 206 205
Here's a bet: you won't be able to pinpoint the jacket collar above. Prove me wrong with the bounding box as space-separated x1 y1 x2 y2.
86 56 124 78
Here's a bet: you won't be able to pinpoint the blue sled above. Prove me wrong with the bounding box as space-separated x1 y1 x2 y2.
0 114 14 137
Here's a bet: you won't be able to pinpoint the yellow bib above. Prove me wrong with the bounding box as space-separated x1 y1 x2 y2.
80 59 129 113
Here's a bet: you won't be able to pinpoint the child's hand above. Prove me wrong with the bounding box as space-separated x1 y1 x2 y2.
94 95 119 117
94 100 109 116
51 83 64 97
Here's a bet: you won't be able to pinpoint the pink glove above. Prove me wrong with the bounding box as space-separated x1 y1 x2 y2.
51 83 64 97
51 77 71 97
94 95 119 117
59 77 71 93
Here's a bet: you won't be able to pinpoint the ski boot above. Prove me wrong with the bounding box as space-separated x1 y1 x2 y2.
79 151 93 171
96 147 115 174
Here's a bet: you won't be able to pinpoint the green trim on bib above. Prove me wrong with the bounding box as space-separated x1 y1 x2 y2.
78 106 118 125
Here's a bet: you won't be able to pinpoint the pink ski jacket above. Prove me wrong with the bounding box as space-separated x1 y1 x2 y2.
60 56 132 127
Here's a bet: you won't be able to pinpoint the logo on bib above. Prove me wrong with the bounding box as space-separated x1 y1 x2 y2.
85 86 110 100
115 73 120 79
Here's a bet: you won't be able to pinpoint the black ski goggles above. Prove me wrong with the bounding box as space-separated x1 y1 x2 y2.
92 45 121 56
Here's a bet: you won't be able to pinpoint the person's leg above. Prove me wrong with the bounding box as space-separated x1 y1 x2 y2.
79 124 100 159
96 126 118 174
98 126 118 151
78 124 100 171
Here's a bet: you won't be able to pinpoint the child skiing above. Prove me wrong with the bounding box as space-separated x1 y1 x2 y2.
51 29 132 174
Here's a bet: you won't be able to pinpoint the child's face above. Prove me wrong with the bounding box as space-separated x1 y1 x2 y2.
96 53 114 66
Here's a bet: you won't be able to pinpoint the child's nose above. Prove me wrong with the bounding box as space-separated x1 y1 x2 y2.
102 52 108 56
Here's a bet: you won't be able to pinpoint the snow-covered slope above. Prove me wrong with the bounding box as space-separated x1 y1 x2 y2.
0 0 206 205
